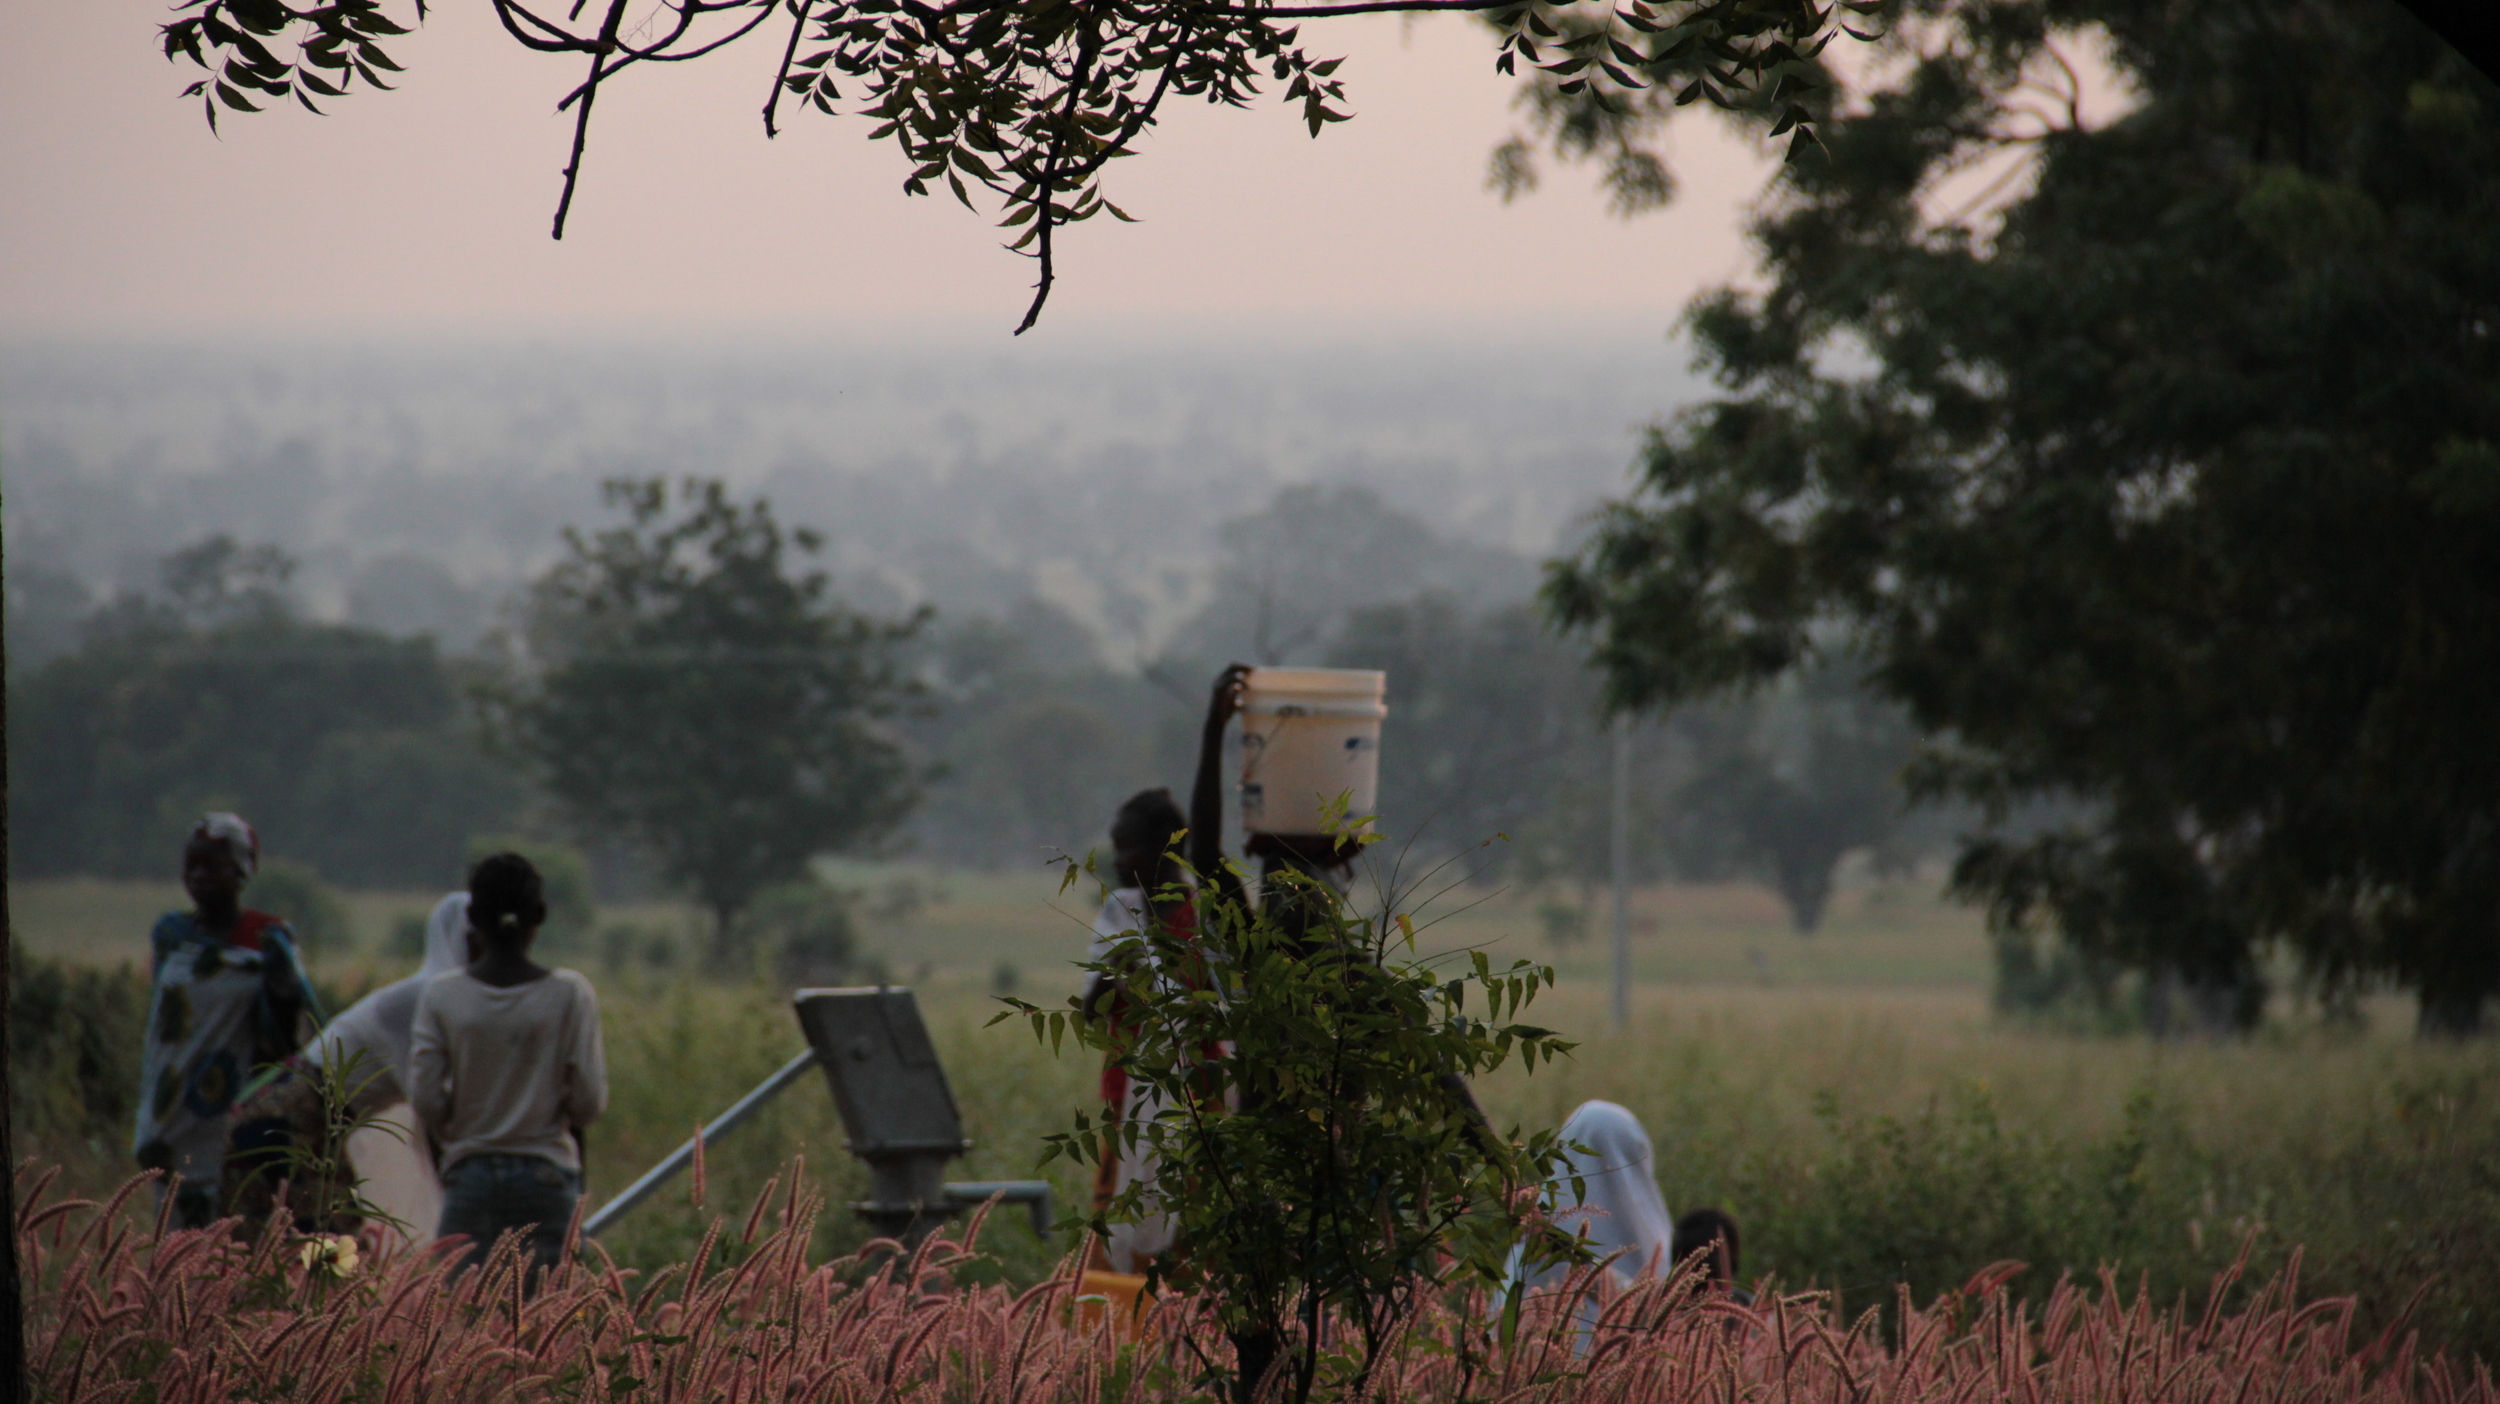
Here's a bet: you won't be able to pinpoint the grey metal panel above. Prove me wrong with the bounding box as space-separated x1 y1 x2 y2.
792 987 968 1157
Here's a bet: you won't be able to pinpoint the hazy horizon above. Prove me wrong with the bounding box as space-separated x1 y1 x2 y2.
4 0 1780 341
3 330 1711 661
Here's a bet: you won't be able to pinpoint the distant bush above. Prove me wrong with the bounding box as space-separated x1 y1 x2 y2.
1988 927 2138 1032
249 858 355 956
598 920 689 972
1759 1085 2161 1320
1537 899 1588 946
746 880 856 985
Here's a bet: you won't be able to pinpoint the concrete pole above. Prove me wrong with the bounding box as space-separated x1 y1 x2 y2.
1610 714 1632 1031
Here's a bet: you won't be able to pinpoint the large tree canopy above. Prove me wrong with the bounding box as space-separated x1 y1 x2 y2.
158 0 1858 330
1546 0 2500 1032
514 478 924 958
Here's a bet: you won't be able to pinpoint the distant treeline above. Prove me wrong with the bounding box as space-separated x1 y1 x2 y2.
917 483 1941 928
9 537 522 889
5 485 1935 938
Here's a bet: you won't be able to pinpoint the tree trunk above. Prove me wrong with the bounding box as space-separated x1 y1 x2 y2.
2416 974 2490 1039
2414 901 2497 1039
2142 965 2262 1038
1774 846 1836 934
711 903 740 974
1227 1327 1278 1404
3 520 25 1398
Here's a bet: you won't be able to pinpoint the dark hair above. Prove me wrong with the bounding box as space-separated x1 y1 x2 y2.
1671 1207 1741 1280
468 851 549 942
1110 788 1188 887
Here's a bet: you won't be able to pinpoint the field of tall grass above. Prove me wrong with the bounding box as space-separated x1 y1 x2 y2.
26 1167 2496 1404
14 866 2499 1371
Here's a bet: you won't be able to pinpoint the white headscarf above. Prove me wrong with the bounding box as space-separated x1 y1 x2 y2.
194 811 260 877
299 892 470 1106
1515 1100 1675 1294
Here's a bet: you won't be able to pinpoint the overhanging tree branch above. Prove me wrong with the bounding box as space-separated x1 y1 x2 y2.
553 0 635 237
763 0 816 135
162 0 1869 329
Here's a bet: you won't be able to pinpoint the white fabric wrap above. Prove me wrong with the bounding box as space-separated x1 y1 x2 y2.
301 892 470 1110
1514 1099 1675 1294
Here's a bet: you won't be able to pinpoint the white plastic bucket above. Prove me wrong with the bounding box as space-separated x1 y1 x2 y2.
1238 667 1387 835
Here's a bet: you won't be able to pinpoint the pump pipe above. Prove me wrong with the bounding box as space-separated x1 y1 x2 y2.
581 1049 819 1238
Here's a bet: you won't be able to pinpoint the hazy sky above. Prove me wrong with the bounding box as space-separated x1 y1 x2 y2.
3 0 1785 339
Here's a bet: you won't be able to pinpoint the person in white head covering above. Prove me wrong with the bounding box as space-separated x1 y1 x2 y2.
224 892 469 1236
1512 1100 1676 1296
298 892 470 1104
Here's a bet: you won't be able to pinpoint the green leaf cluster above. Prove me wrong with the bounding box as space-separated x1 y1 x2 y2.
160 0 1874 330
162 0 412 126
1483 0 1857 215
225 1046 416 1238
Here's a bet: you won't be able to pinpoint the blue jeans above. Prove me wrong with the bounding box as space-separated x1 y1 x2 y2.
438 1153 581 1286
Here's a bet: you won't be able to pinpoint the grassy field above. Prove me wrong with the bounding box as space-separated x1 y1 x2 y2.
820 853 2007 992
5 853 1998 980
13 864 2496 1363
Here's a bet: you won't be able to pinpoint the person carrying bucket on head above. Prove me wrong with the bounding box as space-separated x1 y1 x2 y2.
1185 664 1383 952
1184 663 1488 1143
1174 662 1490 1393
135 813 322 1229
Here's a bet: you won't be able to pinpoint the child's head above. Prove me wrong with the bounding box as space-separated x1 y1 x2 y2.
1671 1207 1742 1286
1110 788 1188 890
183 812 257 913
467 851 548 953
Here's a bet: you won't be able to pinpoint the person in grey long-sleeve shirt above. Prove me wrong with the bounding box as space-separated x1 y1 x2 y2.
409 852 607 1283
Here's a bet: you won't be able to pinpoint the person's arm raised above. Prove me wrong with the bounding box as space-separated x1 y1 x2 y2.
1189 664 1253 911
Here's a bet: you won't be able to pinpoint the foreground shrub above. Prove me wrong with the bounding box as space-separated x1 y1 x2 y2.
24 1164 2494 1404
8 947 149 1144
1005 842 1584 1404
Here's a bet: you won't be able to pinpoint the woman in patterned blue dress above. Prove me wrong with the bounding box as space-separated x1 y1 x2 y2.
134 813 320 1229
